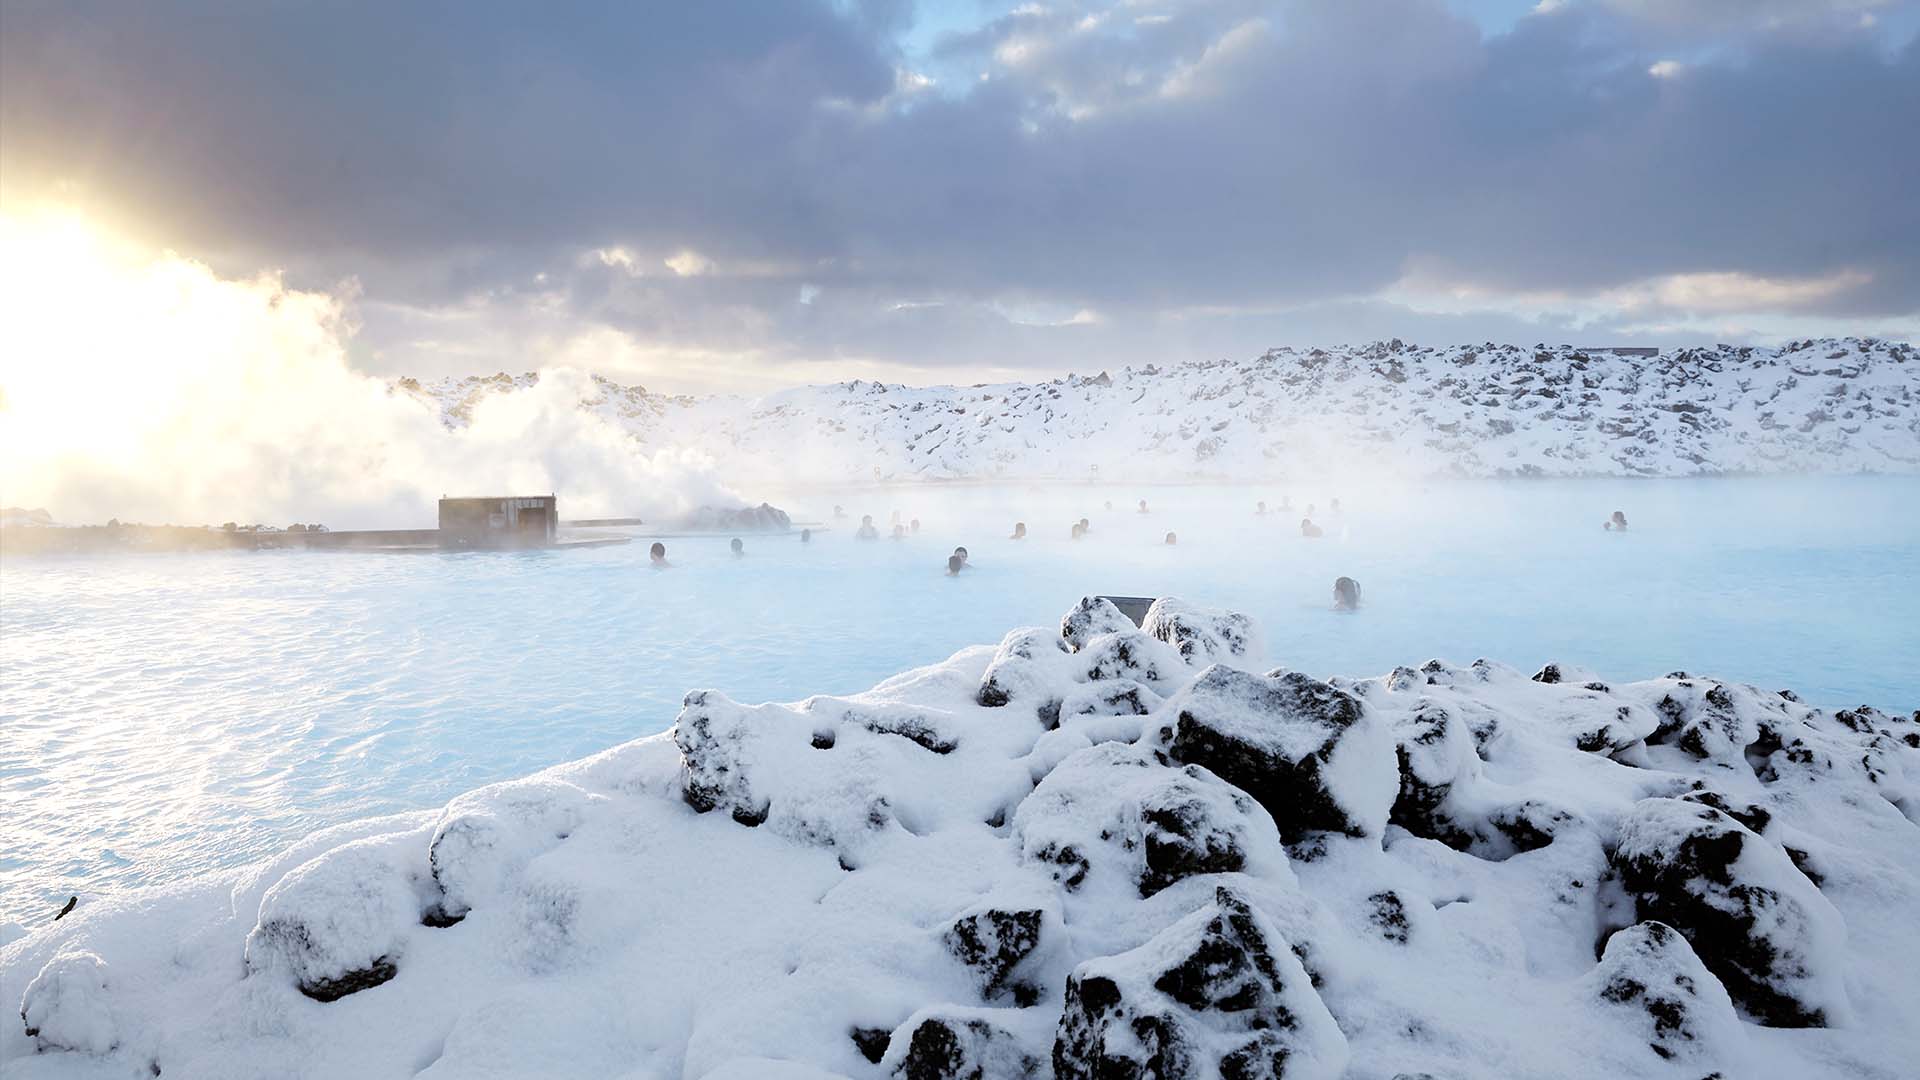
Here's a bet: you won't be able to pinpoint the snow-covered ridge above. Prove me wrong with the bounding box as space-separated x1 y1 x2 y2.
6 598 1916 1078
395 338 1918 481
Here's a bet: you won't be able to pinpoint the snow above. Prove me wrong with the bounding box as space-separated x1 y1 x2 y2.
396 338 1920 483
5 597 1916 1078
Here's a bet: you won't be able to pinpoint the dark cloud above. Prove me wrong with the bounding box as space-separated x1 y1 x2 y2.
2 0 1913 377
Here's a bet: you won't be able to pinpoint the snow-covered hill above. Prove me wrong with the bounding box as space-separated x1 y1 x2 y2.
6 597 1916 1078
396 338 1918 483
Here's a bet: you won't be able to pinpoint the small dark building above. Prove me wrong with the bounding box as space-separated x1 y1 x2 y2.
438 495 557 548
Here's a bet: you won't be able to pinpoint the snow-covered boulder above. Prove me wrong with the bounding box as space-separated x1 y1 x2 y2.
1165 666 1396 843
942 905 1050 1005
1584 922 1745 1068
1611 798 1849 1027
1640 678 1775 761
243 830 427 1001
880 1006 1046 1079
1141 599 1261 668
426 776 604 923
1053 887 1347 1080
1080 628 1187 693
19 951 115 1054
1385 699 1484 849
976 627 1076 720
1013 742 1286 899
1060 596 1138 652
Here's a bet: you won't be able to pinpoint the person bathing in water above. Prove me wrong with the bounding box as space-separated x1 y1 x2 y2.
1071 521 1086 540
953 546 969 566
856 515 879 540
649 541 670 567
1256 501 1267 516
1137 499 1149 514
730 537 744 557
801 528 812 543
946 554 966 576
1164 531 1178 546
1300 518 1324 539
1604 510 1629 532
1010 521 1027 540
1333 576 1362 610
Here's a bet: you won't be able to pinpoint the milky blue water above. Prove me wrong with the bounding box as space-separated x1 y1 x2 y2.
3 477 1916 923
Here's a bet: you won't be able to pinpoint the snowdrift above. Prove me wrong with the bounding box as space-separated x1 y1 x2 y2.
397 339 1920 483
5 598 1918 1078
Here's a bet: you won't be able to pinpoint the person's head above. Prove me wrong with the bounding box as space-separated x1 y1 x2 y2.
1137 499 1147 511
649 542 667 563
1012 521 1027 538
1334 576 1361 610
1079 517 1090 528
1257 501 1266 513
730 537 743 555
1165 532 1177 545
861 514 874 526
946 554 965 575
1071 522 1085 539
892 523 906 538
1611 510 1627 525
1300 518 1314 534
954 546 969 562
801 528 812 542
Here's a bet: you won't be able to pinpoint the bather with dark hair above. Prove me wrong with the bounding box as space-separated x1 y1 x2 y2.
649 541 670 567
953 546 969 566
1164 531 1178 546
730 537 744 557
1010 521 1027 540
801 528 811 543
946 554 965 576
1605 510 1628 532
1300 518 1324 539
1333 576 1361 610
856 515 879 540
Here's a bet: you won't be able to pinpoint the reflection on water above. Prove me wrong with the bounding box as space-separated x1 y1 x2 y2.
2 477 1917 921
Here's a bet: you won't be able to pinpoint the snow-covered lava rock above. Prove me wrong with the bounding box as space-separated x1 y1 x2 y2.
4 597 1917 1078
395 338 1920 482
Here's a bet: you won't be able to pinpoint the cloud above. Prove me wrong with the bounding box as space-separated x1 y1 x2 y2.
1 0 1913 383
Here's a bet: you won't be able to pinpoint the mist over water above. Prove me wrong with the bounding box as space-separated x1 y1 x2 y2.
3 475 1915 923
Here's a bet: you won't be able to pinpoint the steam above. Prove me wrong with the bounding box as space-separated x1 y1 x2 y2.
0 212 743 528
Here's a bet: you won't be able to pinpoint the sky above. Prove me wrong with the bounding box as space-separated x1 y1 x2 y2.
1 0 1917 394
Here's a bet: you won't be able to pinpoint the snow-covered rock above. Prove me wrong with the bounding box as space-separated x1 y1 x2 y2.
1611 797 1850 1027
5 597 1916 1078
1583 921 1745 1068
1163 666 1396 843
1141 599 1262 670
393 338 1920 483
243 829 430 1001
19 953 114 1054
1053 887 1347 1080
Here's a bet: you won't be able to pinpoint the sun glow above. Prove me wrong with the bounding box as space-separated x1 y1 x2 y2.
0 207 741 527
